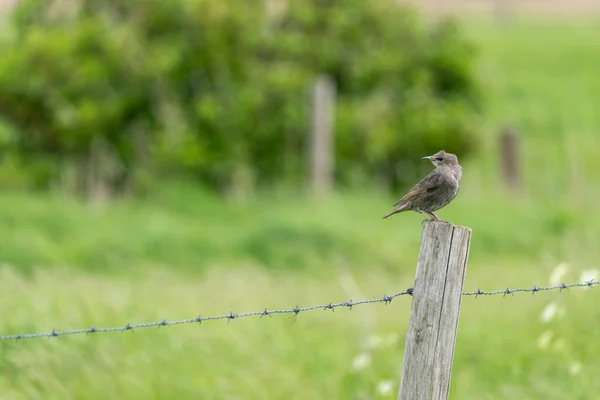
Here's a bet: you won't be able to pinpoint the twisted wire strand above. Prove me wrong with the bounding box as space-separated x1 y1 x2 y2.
462 280 597 297
1 280 596 341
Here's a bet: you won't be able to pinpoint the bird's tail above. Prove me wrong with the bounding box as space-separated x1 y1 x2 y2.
381 205 406 220
381 210 395 220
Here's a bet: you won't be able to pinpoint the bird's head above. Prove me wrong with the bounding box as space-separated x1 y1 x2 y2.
423 150 459 168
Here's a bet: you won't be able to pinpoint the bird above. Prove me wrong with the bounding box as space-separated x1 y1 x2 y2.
382 150 462 222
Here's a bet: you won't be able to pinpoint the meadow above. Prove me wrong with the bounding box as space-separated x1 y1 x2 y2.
1 18 600 399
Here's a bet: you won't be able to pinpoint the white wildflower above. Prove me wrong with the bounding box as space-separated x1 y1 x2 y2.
367 335 384 349
540 302 558 323
384 333 398 347
352 352 371 371
550 263 569 285
569 362 582 375
368 333 398 349
537 330 553 350
376 380 394 396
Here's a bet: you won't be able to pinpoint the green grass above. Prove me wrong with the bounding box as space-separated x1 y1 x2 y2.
0 184 595 274
2 17 600 399
464 18 600 200
0 263 598 399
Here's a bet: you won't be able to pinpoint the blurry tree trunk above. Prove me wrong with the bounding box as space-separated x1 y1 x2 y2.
308 75 335 195
122 126 152 197
499 127 521 192
85 137 112 203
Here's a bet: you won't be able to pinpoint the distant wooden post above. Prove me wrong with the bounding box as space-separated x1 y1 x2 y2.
398 221 472 400
308 75 335 195
499 127 521 191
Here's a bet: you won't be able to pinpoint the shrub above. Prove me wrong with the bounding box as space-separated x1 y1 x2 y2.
0 0 480 197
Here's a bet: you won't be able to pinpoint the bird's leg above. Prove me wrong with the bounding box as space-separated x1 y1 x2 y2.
423 211 442 222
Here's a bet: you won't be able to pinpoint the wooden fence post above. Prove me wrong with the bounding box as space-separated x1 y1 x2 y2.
308 75 335 195
499 127 521 192
398 221 472 400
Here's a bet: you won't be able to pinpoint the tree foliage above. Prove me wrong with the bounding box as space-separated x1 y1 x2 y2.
0 0 481 196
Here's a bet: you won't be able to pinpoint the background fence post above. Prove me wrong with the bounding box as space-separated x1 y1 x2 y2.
499 126 521 192
398 221 472 400
308 75 335 195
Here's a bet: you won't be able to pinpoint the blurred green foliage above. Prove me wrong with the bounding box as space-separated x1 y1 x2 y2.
0 0 480 196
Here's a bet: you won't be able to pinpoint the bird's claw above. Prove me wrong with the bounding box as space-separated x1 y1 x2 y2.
423 217 446 223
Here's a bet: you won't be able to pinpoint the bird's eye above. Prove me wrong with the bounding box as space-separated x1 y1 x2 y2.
436 157 444 161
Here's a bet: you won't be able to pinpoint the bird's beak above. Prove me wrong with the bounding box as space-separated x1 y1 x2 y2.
422 156 432 160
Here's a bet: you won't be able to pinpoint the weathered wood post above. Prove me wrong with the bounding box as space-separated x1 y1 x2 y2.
398 221 472 400
308 75 335 195
499 127 521 192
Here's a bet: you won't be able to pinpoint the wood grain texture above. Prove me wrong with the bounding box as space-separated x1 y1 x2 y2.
398 221 472 400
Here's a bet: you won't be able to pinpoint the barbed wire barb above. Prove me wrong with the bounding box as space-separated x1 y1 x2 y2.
461 280 598 296
1 281 597 342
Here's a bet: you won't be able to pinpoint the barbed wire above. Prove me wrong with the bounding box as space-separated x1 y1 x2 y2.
463 279 597 297
1 280 596 342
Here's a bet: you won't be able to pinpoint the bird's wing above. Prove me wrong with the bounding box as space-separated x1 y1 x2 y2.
393 171 443 207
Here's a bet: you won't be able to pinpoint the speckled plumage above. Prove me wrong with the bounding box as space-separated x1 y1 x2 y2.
382 150 462 222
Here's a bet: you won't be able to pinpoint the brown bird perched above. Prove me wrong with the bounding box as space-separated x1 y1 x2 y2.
382 150 462 222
